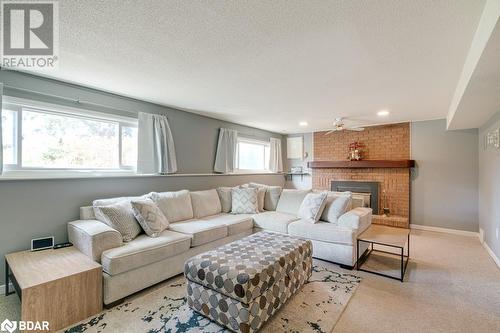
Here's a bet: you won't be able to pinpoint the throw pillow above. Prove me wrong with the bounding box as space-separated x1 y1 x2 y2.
150 190 194 223
231 188 259 214
320 192 353 223
216 187 233 213
248 182 283 211
298 192 328 223
256 187 266 212
131 198 169 237
93 201 142 242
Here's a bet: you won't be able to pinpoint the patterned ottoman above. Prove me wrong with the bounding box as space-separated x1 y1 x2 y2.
184 231 313 333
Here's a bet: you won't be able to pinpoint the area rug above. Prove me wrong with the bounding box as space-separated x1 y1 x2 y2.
65 264 361 333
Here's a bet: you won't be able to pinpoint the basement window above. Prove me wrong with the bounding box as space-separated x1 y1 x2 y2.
1 97 138 176
235 137 270 172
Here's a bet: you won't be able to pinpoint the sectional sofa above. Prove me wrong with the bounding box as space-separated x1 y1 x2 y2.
68 183 372 305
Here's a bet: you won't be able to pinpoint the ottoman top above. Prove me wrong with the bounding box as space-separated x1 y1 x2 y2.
184 231 312 304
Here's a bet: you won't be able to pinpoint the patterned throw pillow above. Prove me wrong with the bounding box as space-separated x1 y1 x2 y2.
298 192 328 223
93 201 143 242
231 188 259 214
131 198 169 237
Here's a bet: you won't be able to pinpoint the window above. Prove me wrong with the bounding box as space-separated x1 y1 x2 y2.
1 97 138 173
236 137 270 172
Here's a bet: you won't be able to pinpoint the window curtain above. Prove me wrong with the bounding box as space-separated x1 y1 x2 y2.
269 137 283 173
214 128 238 173
137 112 177 174
0 83 3 175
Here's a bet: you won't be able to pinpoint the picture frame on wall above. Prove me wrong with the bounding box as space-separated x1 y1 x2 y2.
287 136 304 159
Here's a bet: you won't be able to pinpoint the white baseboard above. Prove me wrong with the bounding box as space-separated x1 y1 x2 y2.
410 224 479 237
482 241 500 269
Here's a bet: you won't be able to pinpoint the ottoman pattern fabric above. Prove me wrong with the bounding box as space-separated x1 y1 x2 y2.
184 232 313 333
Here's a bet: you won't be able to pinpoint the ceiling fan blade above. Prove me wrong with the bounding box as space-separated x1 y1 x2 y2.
346 127 365 131
324 129 337 136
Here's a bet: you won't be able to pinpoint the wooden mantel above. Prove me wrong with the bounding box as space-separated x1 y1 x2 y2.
308 160 415 169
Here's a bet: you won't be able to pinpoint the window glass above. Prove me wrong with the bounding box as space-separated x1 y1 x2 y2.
1 109 16 164
121 126 138 167
237 139 270 171
22 109 120 168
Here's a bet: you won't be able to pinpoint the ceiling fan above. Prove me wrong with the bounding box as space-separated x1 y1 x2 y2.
324 117 365 135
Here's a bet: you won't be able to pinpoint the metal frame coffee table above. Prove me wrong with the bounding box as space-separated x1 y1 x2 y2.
356 225 410 282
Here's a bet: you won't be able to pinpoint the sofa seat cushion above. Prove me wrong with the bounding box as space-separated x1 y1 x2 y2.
201 213 254 236
252 211 300 234
101 230 191 275
288 220 356 245
168 220 228 247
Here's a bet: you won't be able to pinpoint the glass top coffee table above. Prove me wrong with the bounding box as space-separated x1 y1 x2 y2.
356 225 410 282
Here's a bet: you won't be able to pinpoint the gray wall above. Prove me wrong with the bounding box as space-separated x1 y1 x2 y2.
411 119 479 232
285 133 313 190
478 111 500 259
0 71 285 286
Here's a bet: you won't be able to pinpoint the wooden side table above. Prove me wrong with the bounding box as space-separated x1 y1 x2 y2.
5 246 102 332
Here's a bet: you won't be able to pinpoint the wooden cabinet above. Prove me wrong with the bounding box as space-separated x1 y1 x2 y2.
5 247 102 332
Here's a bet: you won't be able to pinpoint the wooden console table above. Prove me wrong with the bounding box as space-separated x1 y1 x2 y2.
5 247 102 332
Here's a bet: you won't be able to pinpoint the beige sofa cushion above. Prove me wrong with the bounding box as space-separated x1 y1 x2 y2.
190 189 222 218
288 220 355 245
201 213 254 235
275 189 311 215
248 182 283 211
252 211 300 233
101 229 191 275
168 220 228 246
151 190 194 223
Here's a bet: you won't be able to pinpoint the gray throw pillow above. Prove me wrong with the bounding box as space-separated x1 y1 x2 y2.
248 182 282 211
298 192 328 223
231 188 259 214
131 198 169 237
93 201 142 242
216 187 233 213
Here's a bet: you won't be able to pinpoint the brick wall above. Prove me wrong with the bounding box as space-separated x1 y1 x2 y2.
313 123 410 222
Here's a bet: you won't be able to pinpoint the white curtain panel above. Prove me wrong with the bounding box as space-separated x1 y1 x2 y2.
137 112 178 174
0 83 3 175
269 137 283 173
214 128 238 173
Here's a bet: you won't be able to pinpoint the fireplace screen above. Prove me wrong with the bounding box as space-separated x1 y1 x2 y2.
331 181 379 214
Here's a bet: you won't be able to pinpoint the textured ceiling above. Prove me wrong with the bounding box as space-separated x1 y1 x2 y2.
26 0 486 133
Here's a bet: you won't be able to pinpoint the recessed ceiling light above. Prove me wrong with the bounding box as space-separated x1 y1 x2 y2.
299 121 308 126
377 110 390 116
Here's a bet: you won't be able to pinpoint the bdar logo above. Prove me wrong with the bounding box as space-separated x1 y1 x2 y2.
0 319 17 333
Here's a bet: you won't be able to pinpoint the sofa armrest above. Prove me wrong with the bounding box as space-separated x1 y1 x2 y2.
338 207 372 232
68 220 123 263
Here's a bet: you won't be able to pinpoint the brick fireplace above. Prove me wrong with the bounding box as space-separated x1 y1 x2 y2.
311 122 411 228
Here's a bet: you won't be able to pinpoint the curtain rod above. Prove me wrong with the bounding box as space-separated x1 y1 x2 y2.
2 84 138 116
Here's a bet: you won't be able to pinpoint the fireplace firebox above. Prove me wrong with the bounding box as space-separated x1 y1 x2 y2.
331 181 379 214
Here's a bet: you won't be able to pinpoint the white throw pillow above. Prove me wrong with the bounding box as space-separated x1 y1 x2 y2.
248 182 283 211
190 189 222 218
256 187 266 212
93 201 142 242
275 189 311 215
231 188 259 214
321 192 353 223
131 198 169 237
298 192 328 223
150 190 194 223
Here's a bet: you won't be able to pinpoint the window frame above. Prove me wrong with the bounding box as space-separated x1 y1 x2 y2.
2 97 138 175
235 137 271 173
